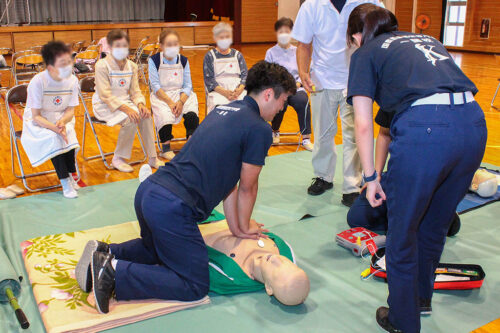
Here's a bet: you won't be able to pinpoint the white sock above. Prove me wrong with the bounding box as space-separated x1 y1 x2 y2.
111 258 118 270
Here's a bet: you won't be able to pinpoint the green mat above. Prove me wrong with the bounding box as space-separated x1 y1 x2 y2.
1 150 499 333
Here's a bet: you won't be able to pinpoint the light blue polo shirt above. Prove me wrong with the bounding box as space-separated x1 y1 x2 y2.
292 0 381 90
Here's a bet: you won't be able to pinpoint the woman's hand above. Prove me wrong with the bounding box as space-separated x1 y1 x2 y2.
137 103 151 119
366 180 386 208
231 86 244 100
173 100 184 118
122 105 141 123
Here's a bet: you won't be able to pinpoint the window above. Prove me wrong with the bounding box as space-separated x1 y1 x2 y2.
443 0 468 47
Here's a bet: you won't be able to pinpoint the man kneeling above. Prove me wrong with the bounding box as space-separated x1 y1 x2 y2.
75 61 296 313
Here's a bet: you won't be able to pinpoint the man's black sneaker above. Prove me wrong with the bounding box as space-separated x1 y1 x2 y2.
91 251 115 314
419 298 432 316
307 177 333 196
376 307 404 333
76 240 110 292
447 213 461 237
341 192 360 207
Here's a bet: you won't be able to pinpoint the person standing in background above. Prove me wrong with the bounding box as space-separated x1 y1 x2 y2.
292 0 380 207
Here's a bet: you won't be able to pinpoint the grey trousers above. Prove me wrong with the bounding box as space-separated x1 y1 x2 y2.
115 117 157 160
310 89 362 194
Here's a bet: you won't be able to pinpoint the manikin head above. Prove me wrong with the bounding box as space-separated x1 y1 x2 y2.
160 29 180 60
246 61 296 122
470 169 498 198
107 29 130 62
213 22 233 51
274 17 293 48
252 253 310 306
42 41 73 81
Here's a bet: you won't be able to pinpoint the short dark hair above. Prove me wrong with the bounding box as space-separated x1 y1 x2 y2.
41 41 71 66
275 17 294 31
246 61 296 97
347 4 398 47
107 29 130 46
159 29 180 44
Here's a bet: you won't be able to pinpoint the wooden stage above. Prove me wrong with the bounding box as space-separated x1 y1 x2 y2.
0 44 498 198
0 20 226 51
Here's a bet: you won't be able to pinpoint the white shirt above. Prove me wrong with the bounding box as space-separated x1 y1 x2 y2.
26 70 79 109
292 0 381 90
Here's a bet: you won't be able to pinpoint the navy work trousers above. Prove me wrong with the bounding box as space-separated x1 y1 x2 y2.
109 178 209 301
385 100 487 333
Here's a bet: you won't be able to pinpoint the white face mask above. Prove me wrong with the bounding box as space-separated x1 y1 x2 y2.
277 33 291 46
112 47 129 61
57 64 73 79
216 38 232 51
164 46 180 59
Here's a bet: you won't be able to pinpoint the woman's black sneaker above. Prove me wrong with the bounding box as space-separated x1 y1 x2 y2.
91 251 116 314
307 177 333 196
376 307 404 333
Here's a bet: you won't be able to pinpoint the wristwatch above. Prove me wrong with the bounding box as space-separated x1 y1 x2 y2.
363 170 378 183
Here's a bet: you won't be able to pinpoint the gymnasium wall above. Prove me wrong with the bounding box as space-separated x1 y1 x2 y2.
460 0 500 53
394 0 500 53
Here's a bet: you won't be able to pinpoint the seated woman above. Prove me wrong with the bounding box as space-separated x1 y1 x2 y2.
203 22 248 113
149 30 199 161
265 17 313 151
21 41 80 198
347 110 461 237
92 29 162 172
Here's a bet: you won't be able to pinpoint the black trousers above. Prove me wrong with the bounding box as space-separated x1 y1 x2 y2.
271 90 311 135
50 149 76 180
158 112 199 143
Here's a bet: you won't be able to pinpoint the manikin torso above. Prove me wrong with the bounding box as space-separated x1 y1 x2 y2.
199 222 280 280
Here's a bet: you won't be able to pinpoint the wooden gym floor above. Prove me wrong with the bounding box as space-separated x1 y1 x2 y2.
0 43 498 195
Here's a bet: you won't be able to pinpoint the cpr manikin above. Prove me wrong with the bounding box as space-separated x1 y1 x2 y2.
470 169 498 198
199 221 310 306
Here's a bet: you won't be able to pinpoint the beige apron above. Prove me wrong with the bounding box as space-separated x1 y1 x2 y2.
92 59 138 126
21 72 80 167
150 53 198 129
207 49 246 113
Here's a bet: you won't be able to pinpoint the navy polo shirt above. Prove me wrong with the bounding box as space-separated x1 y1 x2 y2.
149 96 273 220
347 31 478 115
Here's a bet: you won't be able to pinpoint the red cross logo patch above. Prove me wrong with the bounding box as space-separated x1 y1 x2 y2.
229 64 233 68
174 72 178 76
53 96 62 105
119 79 126 87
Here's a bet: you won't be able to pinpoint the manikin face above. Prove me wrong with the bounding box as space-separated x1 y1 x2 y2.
252 253 310 306
470 169 498 197
259 89 289 122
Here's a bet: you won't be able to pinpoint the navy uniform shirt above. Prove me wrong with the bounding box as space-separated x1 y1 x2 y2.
375 109 393 128
149 96 273 220
347 31 478 114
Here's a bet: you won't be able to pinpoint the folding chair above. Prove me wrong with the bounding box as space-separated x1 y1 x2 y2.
136 43 159 85
74 50 100 78
491 78 500 110
0 47 12 88
12 50 43 85
4 84 80 192
72 41 85 53
79 76 147 169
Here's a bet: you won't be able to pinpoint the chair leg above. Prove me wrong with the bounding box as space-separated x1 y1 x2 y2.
491 82 500 110
81 112 113 169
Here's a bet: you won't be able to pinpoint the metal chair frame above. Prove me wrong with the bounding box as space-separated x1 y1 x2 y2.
12 50 43 85
491 78 500 110
78 77 147 169
5 84 81 192
0 47 12 88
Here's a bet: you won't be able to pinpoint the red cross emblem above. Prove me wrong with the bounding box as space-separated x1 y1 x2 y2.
229 64 233 68
53 96 62 105
119 79 126 87
174 72 178 76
